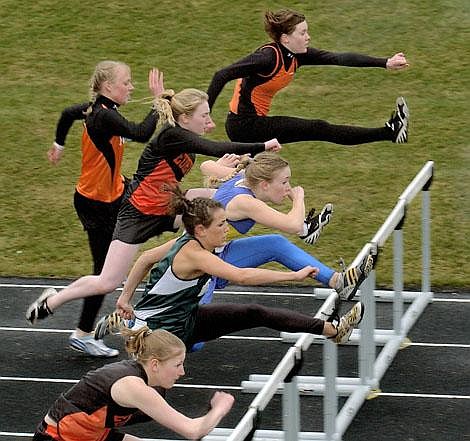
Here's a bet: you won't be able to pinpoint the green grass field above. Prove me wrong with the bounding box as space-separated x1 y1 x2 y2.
0 0 468 290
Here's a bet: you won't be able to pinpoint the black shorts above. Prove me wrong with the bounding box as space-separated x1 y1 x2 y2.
74 191 123 234
112 200 178 245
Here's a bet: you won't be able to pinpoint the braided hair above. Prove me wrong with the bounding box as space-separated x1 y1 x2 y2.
167 185 223 235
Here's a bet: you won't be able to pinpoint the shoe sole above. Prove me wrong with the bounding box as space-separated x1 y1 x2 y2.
69 341 119 358
335 302 364 344
394 97 409 143
94 313 122 340
346 253 376 301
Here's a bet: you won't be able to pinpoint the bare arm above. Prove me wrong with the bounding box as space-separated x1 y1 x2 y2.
111 377 234 440
227 188 306 235
117 239 177 319
177 244 318 285
200 154 242 178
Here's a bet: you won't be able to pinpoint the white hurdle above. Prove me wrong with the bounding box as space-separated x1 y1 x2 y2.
204 161 434 441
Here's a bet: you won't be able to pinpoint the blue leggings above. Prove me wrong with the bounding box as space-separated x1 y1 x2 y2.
201 234 334 303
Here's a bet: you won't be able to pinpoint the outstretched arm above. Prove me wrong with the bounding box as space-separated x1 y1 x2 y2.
112 377 234 440
179 245 319 285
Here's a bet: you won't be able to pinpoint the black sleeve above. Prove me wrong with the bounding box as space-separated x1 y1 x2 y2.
55 102 90 146
93 108 158 143
207 47 277 110
159 126 266 158
297 47 387 68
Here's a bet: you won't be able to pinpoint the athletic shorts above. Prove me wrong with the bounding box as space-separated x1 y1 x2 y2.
112 200 178 244
33 419 125 441
74 191 123 233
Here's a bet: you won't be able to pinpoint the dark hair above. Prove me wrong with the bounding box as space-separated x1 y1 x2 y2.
264 9 305 42
168 186 223 235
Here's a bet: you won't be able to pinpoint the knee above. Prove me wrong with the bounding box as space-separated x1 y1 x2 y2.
94 275 122 294
264 234 291 249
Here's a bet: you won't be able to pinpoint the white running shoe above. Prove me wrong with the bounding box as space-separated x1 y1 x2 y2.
69 331 119 358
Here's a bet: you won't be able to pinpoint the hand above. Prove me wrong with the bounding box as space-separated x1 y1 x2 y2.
386 52 409 70
47 143 64 165
264 138 282 152
210 391 235 416
294 266 319 281
287 186 304 202
216 153 242 168
149 68 164 97
116 295 135 320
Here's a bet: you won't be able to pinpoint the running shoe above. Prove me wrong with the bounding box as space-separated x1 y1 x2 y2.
333 301 364 344
25 287 56 324
69 331 119 357
386 96 409 143
335 253 375 301
94 312 124 340
299 203 333 245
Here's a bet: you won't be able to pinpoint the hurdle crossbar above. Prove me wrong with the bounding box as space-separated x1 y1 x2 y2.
212 161 434 441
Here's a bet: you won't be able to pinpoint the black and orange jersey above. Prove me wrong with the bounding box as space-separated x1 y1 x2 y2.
55 96 158 203
127 123 265 216
44 360 162 440
207 42 387 117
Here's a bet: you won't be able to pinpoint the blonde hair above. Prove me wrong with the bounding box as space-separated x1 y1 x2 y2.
264 9 306 42
153 88 208 130
122 326 185 363
207 151 289 189
89 60 130 104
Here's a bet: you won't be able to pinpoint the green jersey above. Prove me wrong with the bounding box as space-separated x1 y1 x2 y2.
134 234 212 343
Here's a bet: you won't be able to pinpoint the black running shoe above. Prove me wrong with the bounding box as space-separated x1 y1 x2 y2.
299 203 333 245
386 96 409 143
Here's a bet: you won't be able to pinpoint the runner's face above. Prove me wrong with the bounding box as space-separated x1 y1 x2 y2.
106 65 134 105
155 351 186 389
265 166 292 204
282 20 310 53
205 208 229 247
181 101 212 135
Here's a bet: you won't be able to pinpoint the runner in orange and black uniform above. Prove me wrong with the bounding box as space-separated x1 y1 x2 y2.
33 327 234 441
207 9 410 145
46 61 162 357
114 118 266 244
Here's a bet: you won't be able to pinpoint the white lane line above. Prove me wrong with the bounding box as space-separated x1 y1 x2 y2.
378 392 470 399
2 327 469 347
2 282 470 302
0 376 242 390
0 377 467 399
